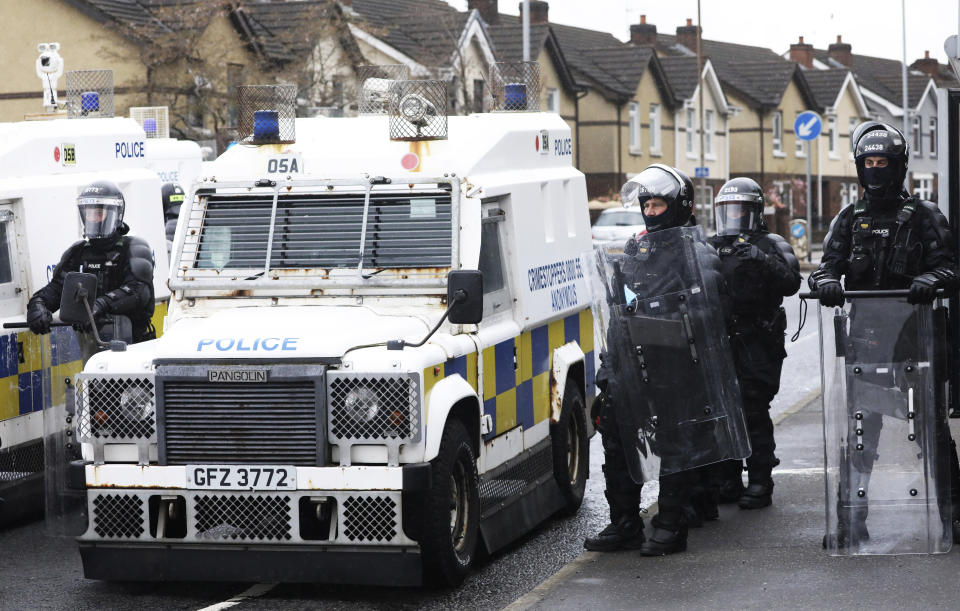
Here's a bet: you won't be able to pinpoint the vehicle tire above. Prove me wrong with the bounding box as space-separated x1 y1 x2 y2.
551 382 588 515
420 419 480 588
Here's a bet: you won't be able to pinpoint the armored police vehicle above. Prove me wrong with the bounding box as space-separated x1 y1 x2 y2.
0 112 200 526
59 76 595 587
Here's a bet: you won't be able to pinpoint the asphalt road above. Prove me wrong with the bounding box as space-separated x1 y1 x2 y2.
0 277 825 611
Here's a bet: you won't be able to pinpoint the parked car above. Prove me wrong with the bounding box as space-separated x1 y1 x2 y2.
591 208 646 246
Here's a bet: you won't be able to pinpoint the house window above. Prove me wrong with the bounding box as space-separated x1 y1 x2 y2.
649 103 661 153
629 102 641 153
844 183 859 206
849 117 858 157
695 184 713 226
912 115 921 155
473 79 485 113
828 116 837 154
772 111 783 154
914 174 934 200
686 108 696 155
546 88 559 113
795 112 806 156
704 110 713 156
929 117 937 156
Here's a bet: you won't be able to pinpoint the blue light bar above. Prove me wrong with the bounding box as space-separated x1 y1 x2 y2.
253 109 280 142
504 83 527 111
143 117 157 134
81 91 100 112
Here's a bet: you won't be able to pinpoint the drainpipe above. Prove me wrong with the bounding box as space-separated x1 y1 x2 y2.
574 88 588 169
617 103 623 190
758 109 765 186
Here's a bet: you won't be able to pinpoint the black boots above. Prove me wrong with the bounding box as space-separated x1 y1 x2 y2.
738 480 774 510
638 525 688 556
584 515 646 551
718 460 745 504
823 506 870 549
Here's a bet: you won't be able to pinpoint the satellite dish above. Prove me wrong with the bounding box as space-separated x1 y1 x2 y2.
944 35 960 80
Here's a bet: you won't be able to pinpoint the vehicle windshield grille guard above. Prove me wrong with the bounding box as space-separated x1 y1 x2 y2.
170 176 459 290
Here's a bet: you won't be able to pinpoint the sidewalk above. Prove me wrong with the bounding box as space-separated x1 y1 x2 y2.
506 398 960 610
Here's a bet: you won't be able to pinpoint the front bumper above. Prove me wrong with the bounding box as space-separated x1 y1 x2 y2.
77 462 432 584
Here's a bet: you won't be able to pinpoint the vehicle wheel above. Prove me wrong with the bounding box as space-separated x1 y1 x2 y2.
420 419 480 587
551 382 588 515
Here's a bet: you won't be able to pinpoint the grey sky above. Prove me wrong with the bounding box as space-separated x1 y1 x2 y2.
445 0 960 66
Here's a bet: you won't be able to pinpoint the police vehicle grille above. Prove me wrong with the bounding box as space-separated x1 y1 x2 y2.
328 374 420 442
479 441 554 516
161 381 319 465
92 493 145 539
185 191 453 270
76 377 156 441
342 495 397 542
0 440 44 481
195 493 292 541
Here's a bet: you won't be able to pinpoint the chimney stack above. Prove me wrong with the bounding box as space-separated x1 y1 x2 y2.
912 50 940 80
519 1 549 25
676 18 700 52
468 0 498 26
630 15 657 47
789 36 814 69
828 35 853 67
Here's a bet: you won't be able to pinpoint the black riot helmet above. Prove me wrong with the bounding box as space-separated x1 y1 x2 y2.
77 180 125 240
852 122 908 199
620 164 694 232
714 177 764 235
161 182 185 221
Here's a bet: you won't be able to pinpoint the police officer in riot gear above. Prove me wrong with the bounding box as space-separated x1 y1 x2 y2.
709 178 801 509
161 182 185 244
585 164 737 555
809 122 960 544
26 180 156 362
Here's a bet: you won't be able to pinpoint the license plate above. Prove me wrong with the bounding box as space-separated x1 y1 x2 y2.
186 465 296 490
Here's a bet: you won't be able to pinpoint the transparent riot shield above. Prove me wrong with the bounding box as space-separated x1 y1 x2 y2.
44 325 88 537
819 295 951 555
587 225 750 482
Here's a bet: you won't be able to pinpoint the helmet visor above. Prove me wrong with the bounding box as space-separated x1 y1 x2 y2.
78 196 122 239
714 201 759 236
620 166 681 208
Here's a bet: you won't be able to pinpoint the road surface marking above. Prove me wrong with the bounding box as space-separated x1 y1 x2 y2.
503 552 599 611
773 388 821 425
197 583 277 611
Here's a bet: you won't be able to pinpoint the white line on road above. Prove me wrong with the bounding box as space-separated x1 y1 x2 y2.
197 583 277 611
503 552 599 611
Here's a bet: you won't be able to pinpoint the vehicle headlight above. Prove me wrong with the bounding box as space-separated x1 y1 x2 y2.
344 386 380 423
119 384 154 422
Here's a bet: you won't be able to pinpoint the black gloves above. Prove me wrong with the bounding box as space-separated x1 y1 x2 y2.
91 297 109 319
733 242 767 263
908 273 938 304
817 279 845 307
27 302 52 335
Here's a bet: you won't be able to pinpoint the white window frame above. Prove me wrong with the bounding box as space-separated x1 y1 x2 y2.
629 102 642 155
828 116 838 157
772 111 784 156
929 117 937 157
914 173 934 200
795 112 806 157
546 88 559 114
704 109 714 158
912 115 921 156
848 117 858 160
847 183 859 206
695 183 714 228
649 103 661 155
686 108 696 158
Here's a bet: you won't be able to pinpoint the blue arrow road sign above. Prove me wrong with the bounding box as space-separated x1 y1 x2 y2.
794 111 822 141
695 166 709 178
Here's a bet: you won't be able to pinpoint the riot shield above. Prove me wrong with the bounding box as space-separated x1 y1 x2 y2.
44 325 88 537
587 225 750 483
819 295 951 555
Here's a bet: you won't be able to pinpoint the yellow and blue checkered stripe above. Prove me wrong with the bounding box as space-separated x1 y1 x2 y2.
423 308 595 441
0 301 168 422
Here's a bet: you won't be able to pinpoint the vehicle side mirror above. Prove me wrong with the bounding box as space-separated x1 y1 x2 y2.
59 272 98 324
447 270 483 324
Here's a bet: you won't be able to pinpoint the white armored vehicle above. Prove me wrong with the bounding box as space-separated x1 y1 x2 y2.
62 77 596 586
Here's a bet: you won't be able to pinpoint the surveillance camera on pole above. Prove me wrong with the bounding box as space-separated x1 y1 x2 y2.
36 42 64 113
